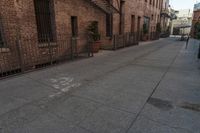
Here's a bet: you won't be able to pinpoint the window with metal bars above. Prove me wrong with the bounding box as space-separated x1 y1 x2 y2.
0 18 4 48
106 14 113 37
34 0 56 43
0 33 3 48
71 16 78 37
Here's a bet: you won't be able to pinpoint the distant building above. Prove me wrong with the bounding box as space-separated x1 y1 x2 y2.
171 9 192 35
194 2 200 11
160 0 171 37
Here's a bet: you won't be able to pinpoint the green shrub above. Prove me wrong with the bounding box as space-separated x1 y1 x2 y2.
143 24 149 34
156 23 161 33
87 21 101 41
194 22 200 39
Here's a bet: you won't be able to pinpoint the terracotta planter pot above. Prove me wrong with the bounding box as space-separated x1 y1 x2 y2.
92 41 101 53
142 34 149 41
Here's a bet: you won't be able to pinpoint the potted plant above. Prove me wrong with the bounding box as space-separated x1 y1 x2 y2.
87 21 101 53
195 22 200 39
142 23 149 41
156 23 161 33
156 23 161 38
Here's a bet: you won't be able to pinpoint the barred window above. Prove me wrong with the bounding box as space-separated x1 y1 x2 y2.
106 14 113 37
34 0 56 43
71 16 78 37
0 18 4 48
0 32 3 48
144 17 150 28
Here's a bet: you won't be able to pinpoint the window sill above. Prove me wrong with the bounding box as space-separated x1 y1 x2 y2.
0 48 10 53
105 36 113 40
38 42 57 48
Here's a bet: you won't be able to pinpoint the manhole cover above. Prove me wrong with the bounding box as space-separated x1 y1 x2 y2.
179 102 200 112
147 97 173 111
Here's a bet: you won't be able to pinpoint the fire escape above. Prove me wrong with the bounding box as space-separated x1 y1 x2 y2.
88 0 120 14
88 0 126 34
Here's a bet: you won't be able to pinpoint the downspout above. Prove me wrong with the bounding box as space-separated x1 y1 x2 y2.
119 0 125 34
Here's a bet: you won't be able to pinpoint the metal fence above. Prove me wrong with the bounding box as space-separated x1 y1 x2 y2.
150 32 160 40
112 32 139 50
0 34 93 79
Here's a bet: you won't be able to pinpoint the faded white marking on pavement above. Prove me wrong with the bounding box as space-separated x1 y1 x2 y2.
49 76 81 98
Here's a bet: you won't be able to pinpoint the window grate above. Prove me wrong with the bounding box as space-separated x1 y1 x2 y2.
0 16 4 48
34 0 56 43
0 32 3 48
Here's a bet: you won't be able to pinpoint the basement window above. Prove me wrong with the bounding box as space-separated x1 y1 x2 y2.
34 0 56 43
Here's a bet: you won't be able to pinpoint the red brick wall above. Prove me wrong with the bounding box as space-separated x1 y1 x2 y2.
123 0 161 39
0 0 162 73
0 0 108 72
0 0 21 71
191 10 200 37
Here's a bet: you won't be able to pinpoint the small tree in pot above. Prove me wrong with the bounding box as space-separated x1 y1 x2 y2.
87 21 101 53
156 23 161 33
155 23 161 39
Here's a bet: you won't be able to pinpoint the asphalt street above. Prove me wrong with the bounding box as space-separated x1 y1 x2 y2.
0 38 199 133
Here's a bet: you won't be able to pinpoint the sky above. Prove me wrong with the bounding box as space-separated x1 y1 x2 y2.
170 0 197 10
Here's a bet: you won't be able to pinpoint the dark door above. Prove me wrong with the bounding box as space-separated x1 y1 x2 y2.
71 16 78 37
137 16 141 41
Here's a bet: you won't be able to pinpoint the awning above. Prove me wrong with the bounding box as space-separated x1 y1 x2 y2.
176 24 191 28
161 9 171 18
89 0 120 14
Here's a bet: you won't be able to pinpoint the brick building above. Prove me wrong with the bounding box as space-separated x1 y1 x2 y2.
117 0 162 41
160 0 171 37
0 0 162 77
191 10 200 38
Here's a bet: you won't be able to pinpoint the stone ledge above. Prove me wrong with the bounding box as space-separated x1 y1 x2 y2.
0 48 10 53
38 42 57 48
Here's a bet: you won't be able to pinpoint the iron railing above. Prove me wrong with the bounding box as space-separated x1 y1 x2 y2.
0 34 93 79
150 32 160 40
113 32 139 50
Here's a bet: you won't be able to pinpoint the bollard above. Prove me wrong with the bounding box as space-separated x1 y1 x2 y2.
198 43 200 59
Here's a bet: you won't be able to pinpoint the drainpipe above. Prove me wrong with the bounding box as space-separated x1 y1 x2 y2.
119 0 125 34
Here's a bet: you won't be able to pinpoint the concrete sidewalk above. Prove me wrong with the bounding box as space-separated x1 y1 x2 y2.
0 38 199 133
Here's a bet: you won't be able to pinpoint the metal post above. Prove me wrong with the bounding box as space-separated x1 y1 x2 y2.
47 36 53 65
113 35 116 50
71 37 74 60
198 43 200 59
15 26 24 72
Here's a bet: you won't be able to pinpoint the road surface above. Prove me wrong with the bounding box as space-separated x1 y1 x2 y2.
0 38 200 133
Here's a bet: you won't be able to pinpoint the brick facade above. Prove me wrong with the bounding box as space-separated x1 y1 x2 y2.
191 10 200 38
0 0 162 74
